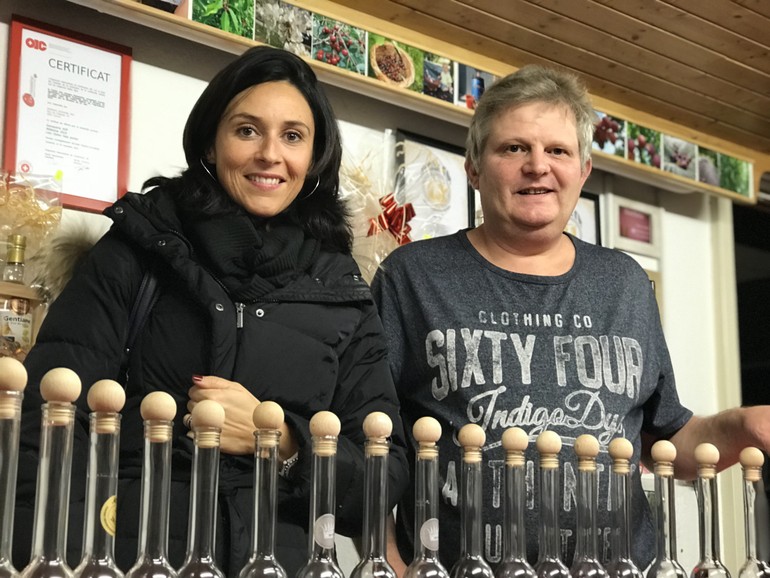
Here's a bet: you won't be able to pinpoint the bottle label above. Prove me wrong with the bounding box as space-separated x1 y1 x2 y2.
419 518 439 551
1 298 32 354
100 495 117 536
313 513 335 549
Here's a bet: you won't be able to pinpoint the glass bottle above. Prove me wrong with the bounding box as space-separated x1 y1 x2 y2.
296 411 344 578
605 438 642 578
1 234 33 360
534 431 569 578
450 423 493 578
738 447 770 578
495 427 536 578
178 400 225 578
690 443 730 578
571 434 608 578
349 412 396 578
646 440 686 578
21 367 83 578
404 416 449 578
238 401 287 578
0 357 28 578
74 380 126 578
125 392 178 578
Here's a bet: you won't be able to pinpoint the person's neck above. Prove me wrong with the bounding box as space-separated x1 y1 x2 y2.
466 224 575 276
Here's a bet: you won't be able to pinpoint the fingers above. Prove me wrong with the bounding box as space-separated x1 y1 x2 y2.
191 375 235 389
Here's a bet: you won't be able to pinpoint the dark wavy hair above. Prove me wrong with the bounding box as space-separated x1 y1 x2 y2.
143 46 350 252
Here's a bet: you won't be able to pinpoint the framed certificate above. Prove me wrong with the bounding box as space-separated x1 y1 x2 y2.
4 17 132 212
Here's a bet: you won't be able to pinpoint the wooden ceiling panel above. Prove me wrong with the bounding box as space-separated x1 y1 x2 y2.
664 0 770 46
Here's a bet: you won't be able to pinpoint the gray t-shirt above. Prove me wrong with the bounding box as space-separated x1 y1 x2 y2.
372 231 692 570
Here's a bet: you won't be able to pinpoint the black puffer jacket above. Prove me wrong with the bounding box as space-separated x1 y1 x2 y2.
15 187 409 576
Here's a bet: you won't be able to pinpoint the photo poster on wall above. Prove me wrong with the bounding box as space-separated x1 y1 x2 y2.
565 191 601 245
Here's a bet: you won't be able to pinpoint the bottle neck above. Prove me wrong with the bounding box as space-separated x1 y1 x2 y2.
537 466 562 562
503 463 528 561
252 433 280 560
182 439 221 565
459 458 484 558
307 442 338 562
2 262 24 284
610 470 633 561
361 446 390 560
136 421 174 562
413 454 441 562
696 475 721 563
0 393 23 564
574 467 600 561
654 474 678 561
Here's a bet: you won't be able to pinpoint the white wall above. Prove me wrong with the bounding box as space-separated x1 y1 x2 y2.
0 0 743 573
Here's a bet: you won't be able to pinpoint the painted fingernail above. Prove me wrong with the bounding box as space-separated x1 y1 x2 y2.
192 375 203 383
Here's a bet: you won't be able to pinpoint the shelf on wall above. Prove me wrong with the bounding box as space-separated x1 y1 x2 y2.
64 0 765 204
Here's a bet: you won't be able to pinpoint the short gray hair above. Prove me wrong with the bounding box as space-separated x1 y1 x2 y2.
466 65 596 171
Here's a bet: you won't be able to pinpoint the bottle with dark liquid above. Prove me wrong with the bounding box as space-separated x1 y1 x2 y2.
74 380 126 578
495 427 536 578
738 447 770 578
534 431 569 578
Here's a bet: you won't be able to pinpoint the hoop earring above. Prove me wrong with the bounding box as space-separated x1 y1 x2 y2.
200 158 218 183
301 175 320 200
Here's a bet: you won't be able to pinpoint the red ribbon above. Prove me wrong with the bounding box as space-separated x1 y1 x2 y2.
367 193 415 245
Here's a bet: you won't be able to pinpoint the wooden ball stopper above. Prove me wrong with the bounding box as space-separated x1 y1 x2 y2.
740 447 764 483
87 379 126 434
364 412 392 457
458 423 485 464
413 416 441 460
0 356 28 392
253 401 284 430
651 440 676 477
310 410 340 457
575 434 599 471
536 430 561 470
502 427 528 467
695 442 719 479
192 399 225 449
40 367 81 403
609 437 633 474
140 391 177 421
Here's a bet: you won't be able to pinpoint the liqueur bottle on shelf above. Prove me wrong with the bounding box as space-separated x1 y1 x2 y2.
404 417 449 578
20 367 82 578
690 443 730 578
74 380 126 578
296 411 344 578
570 434 609 578
1 234 33 359
450 424 493 578
646 441 686 578
238 401 287 578
495 427 536 578
534 431 569 578
605 438 643 578
0 357 28 578
177 400 226 578
349 412 397 578
125 392 178 578
737 447 770 578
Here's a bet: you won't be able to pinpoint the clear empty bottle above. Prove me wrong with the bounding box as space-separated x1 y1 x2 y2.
237 401 287 578
125 392 178 578
349 412 397 578
690 443 730 578
495 427 536 578
21 367 83 578
534 431 569 578
450 423 493 578
178 400 226 578
296 411 344 578
738 447 770 578
404 417 449 578
646 440 686 578
570 434 608 578
605 438 642 578
0 357 28 578
74 380 126 578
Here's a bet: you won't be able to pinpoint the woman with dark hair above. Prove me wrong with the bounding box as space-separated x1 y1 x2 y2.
15 46 409 576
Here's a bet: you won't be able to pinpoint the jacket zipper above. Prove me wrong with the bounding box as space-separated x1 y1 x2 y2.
236 302 245 329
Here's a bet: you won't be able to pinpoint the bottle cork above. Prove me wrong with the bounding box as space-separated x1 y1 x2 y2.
536 430 561 470
695 442 719 479
0 356 27 419
40 367 81 426
363 411 392 457
310 410 340 457
609 437 633 475
140 391 177 443
574 434 599 472
191 399 225 449
87 379 126 434
252 401 284 451
413 416 441 460
502 427 528 467
651 440 676 477
458 423 485 464
739 447 764 483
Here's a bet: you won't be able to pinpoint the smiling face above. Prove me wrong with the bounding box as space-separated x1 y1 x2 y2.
467 101 591 242
208 81 315 217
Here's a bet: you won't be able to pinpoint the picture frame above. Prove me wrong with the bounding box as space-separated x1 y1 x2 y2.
3 17 132 213
607 194 662 258
644 269 663 317
394 130 474 242
566 191 601 245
